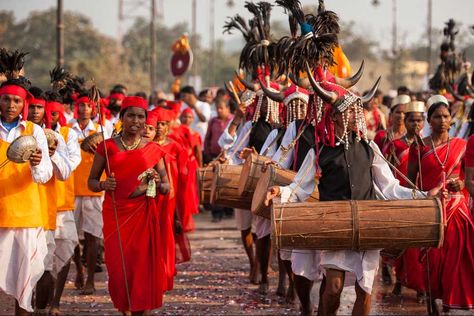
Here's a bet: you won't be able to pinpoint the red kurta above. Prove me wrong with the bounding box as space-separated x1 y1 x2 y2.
97 140 166 312
409 137 474 309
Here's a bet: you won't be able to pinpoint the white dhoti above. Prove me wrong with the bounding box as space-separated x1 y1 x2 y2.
234 208 256 232
43 230 56 272
279 249 292 261
74 196 103 239
0 227 48 312
320 249 380 294
255 216 271 239
290 249 321 281
54 211 79 275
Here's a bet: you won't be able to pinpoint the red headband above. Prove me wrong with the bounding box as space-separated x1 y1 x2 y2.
146 111 158 127
30 97 46 107
121 96 148 111
152 107 174 122
109 92 126 101
181 107 194 117
0 84 32 120
74 96 97 119
45 101 67 128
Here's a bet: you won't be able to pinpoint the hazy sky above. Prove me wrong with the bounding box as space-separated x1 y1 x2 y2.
2 0 474 51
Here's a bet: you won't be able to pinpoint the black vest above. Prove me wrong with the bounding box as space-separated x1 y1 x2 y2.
248 118 273 153
294 120 315 172
318 135 376 201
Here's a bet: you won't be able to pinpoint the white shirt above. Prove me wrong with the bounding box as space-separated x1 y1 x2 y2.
259 128 280 158
183 100 211 142
271 121 298 169
225 121 252 165
53 124 81 180
69 119 111 142
0 119 52 184
280 141 426 204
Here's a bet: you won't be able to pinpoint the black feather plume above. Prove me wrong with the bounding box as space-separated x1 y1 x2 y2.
0 49 29 80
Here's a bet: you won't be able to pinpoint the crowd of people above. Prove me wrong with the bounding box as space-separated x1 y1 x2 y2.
1 0 474 316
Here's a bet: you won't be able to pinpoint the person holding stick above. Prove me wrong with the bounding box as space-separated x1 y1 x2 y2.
88 96 170 314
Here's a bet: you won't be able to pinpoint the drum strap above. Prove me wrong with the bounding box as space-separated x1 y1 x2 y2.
350 200 360 250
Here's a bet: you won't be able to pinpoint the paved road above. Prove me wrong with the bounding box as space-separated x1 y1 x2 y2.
0 212 442 315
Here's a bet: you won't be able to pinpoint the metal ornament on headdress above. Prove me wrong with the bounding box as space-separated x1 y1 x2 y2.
406 101 425 113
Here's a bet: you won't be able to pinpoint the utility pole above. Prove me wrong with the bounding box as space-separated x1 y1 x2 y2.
150 0 157 94
427 0 433 76
209 0 215 85
56 0 64 67
192 0 197 78
391 0 399 86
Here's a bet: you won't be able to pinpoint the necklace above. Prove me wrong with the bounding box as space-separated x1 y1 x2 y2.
430 136 450 170
120 136 141 151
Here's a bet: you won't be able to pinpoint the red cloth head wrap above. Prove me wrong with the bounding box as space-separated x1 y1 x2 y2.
45 100 67 128
181 107 194 117
74 96 97 119
109 92 126 101
0 84 33 120
121 96 148 112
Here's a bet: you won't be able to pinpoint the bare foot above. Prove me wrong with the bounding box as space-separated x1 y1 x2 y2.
80 283 95 295
75 272 84 290
286 285 296 304
276 283 286 297
49 306 61 316
249 264 259 285
258 282 269 295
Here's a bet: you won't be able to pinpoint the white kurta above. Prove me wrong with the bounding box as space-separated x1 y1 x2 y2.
0 119 52 311
255 129 280 239
218 120 254 230
279 141 426 294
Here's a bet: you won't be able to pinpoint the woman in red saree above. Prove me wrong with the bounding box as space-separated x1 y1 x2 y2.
167 108 201 231
384 102 426 300
88 96 170 314
408 96 474 314
144 108 191 291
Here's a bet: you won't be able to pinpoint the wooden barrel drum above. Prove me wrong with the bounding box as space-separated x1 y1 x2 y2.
197 167 214 204
252 165 319 219
272 199 444 251
210 164 252 209
238 153 271 196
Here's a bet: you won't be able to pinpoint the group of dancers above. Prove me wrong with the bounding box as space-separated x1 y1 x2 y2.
1 0 474 315
0 47 204 315
216 1 474 315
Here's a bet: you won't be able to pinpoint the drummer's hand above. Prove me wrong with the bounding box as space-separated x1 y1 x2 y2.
427 181 446 198
447 177 464 192
264 186 281 206
89 142 98 154
235 104 246 118
29 149 42 167
239 147 258 160
48 139 58 157
103 173 116 191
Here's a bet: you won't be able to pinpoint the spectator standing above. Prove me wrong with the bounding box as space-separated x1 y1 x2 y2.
180 86 211 142
203 100 233 164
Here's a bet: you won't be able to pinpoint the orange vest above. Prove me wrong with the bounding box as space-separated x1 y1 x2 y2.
39 177 57 230
0 122 44 228
55 126 75 211
70 123 104 196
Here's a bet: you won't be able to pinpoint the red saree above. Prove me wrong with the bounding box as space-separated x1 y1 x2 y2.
97 140 166 312
156 139 191 291
409 137 474 309
170 125 199 232
383 138 425 292
383 138 410 187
